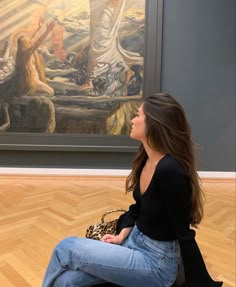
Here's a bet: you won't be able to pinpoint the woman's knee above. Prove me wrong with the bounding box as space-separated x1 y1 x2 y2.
54 236 79 253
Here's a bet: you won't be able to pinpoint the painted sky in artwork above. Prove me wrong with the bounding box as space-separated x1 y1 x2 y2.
0 0 145 47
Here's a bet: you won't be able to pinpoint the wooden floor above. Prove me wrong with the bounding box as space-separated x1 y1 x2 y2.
0 175 235 287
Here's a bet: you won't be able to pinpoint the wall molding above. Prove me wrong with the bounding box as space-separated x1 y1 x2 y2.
0 167 235 179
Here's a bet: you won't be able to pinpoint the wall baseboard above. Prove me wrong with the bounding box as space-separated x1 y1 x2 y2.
0 167 235 179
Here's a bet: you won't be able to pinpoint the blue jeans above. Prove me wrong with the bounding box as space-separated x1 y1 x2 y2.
42 225 179 287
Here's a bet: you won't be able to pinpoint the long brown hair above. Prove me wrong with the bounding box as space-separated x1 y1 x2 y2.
16 36 37 96
126 93 204 227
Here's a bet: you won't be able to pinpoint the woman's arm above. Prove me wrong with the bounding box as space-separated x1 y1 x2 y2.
158 165 223 287
0 103 10 132
30 21 55 54
102 195 140 244
31 17 43 41
115 202 140 234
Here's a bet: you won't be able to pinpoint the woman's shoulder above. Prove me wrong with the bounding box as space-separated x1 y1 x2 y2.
156 154 186 177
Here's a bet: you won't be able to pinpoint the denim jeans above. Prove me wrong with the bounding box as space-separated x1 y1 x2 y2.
42 225 179 287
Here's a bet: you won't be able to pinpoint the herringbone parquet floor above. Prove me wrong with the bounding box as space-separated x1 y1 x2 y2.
0 175 235 287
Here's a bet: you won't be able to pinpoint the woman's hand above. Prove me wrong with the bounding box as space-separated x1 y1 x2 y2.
101 234 124 245
101 227 133 245
2 102 9 111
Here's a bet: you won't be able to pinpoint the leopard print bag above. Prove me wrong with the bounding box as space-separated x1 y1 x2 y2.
85 209 126 240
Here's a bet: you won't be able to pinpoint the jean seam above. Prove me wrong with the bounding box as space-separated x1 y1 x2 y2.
67 258 154 276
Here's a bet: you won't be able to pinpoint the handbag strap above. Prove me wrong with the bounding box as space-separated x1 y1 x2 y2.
101 208 126 223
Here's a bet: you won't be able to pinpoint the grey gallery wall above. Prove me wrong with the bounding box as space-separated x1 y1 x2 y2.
161 0 235 171
0 0 235 171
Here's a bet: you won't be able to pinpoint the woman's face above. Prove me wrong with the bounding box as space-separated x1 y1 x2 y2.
130 104 146 141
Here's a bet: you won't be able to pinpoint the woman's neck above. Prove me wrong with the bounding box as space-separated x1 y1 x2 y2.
143 142 166 167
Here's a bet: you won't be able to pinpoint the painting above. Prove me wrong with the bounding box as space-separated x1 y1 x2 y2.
0 0 147 135
0 0 162 151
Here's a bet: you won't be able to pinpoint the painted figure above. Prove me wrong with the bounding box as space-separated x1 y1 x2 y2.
79 0 142 93
14 21 55 97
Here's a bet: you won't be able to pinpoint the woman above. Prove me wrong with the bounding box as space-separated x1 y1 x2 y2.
42 93 223 287
14 21 55 97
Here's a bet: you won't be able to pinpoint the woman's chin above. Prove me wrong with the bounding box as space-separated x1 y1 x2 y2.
130 133 137 140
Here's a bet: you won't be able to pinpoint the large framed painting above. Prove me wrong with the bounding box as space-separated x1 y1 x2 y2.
0 0 163 152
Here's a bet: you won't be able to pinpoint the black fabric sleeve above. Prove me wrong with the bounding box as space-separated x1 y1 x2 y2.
157 169 223 287
116 202 140 234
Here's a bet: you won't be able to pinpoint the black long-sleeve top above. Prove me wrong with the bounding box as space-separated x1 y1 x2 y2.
116 154 223 287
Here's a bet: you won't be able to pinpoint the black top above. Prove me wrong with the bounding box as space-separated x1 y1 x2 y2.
116 154 223 287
